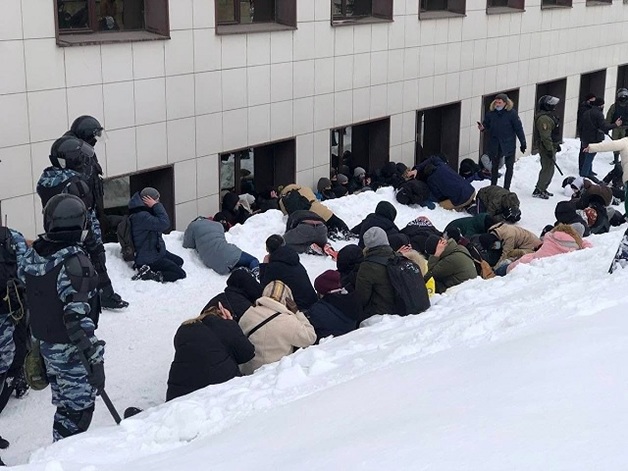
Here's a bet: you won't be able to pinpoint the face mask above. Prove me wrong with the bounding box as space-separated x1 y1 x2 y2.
495 105 504 111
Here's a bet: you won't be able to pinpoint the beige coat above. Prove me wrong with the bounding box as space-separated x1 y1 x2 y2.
238 296 316 375
279 184 334 221
587 138 628 183
490 222 542 265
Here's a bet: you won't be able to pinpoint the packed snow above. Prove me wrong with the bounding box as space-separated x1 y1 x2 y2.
3 140 628 470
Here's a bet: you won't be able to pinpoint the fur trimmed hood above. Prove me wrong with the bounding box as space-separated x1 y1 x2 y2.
489 98 515 112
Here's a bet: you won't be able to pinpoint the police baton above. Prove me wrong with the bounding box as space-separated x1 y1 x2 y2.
554 160 564 176
77 350 121 425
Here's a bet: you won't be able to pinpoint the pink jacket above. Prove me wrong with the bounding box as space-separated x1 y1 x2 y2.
507 230 592 273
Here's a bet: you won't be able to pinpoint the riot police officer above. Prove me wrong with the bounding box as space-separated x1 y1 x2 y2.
533 95 562 199
20 194 105 441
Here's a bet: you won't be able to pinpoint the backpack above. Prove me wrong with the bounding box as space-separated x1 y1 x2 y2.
116 215 136 262
282 190 312 214
457 237 496 280
373 255 431 316
0 226 24 320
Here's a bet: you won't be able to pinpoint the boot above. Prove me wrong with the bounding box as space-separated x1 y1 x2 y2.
100 283 129 309
0 436 9 450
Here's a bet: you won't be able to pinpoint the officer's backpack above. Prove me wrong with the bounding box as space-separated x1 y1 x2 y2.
116 216 136 262
0 226 24 319
372 254 431 316
282 190 311 214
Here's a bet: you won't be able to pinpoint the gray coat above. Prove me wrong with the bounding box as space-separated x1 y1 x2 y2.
183 218 241 275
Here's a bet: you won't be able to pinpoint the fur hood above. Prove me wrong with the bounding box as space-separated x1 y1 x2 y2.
489 98 514 112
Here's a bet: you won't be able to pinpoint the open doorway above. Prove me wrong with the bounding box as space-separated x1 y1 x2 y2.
415 102 461 170
533 78 567 153
331 117 390 176
479 89 520 160
617 64 628 91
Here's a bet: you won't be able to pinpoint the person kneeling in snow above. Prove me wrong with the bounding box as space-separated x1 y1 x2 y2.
166 304 254 401
239 281 316 375
183 217 259 276
423 235 478 294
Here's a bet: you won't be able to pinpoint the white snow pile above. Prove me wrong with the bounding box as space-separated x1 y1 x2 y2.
4 140 628 470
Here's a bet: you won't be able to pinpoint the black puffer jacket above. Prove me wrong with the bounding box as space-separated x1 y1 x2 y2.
202 269 263 321
307 291 362 342
351 201 400 248
579 107 617 146
336 244 363 291
166 315 254 401
259 245 318 310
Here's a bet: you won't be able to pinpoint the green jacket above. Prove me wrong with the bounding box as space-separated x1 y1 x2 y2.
606 103 628 139
445 213 492 238
535 112 557 154
355 245 396 317
427 240 478 294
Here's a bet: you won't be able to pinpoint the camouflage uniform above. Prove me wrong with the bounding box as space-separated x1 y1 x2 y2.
19 241 104 441
534 111 560 193
606 102 628 164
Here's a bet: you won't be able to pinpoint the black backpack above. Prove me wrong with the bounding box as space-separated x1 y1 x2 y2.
0 226 24 318
373 254 431 316
116 216 136 262
282 190 312 214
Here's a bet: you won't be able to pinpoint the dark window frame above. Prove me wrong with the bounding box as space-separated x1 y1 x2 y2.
585 0 612 5
54 0 170 47
540 0 572 9
486 0 525 14
419 0 466 19
331 0 393 26
215 0 297 34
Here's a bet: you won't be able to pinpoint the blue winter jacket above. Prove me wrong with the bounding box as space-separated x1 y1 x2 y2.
128 192 169 266
482 98 526 158
416 156 475 207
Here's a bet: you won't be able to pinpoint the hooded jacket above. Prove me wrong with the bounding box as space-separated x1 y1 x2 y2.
489 222 542 265
221 192 250 226
507 226 592 273
416 156 475 207
129 192 169 266
259 245 318 310
481 98 527 157
554 201 591 237
351 201 400 248
476 186 520 222
355 245 396 317
445 213 493 238
427 239 478 294
202 269 263 321
183 218 242 275
166 315 255 401
239 296 316 375
336 244 364 291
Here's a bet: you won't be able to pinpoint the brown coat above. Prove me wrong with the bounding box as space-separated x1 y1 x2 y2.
490 222 542 265
238 296 316 375
279 184 334 221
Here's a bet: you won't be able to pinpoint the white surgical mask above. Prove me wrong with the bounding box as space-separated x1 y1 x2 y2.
495 105 505 111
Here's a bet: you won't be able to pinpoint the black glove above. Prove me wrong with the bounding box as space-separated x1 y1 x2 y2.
88 362 105 395
556 145 562 153
520 145 526 153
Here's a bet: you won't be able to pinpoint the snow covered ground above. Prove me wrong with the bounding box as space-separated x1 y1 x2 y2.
4 141 628 470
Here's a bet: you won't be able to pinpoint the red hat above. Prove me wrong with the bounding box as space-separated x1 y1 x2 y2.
314 270 342 296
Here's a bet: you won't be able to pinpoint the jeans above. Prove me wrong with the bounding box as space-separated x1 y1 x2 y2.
580 152 597 177
233 251 259 271
149 251 186 282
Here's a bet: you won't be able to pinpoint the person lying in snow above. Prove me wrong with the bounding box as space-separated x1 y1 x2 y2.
486 221 542 268
166 304 254 401
415 155 475 211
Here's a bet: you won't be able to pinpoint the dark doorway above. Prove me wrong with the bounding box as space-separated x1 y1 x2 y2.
415 102 461 170
579 69 607 106
220 138 296 197
479 89 520 159
533 78 567 153
617 64 628 91
331 117 390 175
102 165 175 241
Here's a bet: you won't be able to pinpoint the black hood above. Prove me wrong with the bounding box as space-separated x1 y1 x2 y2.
554 201 580 224
336 244 363 274
380 162 397 178
226 268 263 301
375 201 397 222
269 245 300 266
222 192 240 212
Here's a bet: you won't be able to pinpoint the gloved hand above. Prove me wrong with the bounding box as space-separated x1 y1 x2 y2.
88 362 105 395
520 145 526 154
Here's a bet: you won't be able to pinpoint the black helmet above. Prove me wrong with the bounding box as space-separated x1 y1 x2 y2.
43 193 87 235
538 95 559 111
49 136 95 172
618 88 628 102
70 115 104 145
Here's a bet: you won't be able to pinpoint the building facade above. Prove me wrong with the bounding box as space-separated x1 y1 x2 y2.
0 0 626 237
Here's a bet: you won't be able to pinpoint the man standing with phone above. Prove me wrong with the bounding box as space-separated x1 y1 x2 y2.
477 93 527 190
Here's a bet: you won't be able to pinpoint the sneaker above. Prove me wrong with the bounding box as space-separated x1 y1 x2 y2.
132 265 163 282
0 436 8 450
322 243 338 261
250 266 260 281
131 265 151 281
544 190 554 197
532 189 549 199
101 292 129 310
306 243 325 256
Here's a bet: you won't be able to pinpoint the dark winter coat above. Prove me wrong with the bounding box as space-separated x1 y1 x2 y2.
259 245 318 310
166 315 255 401
401 224 442 255
336 244 364 291
554 201 591 237
395 179 431 206
128 192 169 266
427 239 478 294
222 192 250 226
579 106 618 146
183 218 242 275
351 201 400 248
445 213 493 238
202 269 263 321
306 291 362 342
416 156 475 207
355 245 396 318
577 100 595 135
481 98 526 157
476 186 520 222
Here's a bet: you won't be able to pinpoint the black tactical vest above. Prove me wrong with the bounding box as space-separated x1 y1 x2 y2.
27 262 69 343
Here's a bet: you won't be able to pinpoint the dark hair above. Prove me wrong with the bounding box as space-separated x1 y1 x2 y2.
266 234 285 254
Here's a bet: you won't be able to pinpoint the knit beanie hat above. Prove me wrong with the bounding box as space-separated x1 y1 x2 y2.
374 201 397 222
387 233 410 251
314 270 342 296
424 235 440 256
266 234 285 254
140 187 160 200
337 174 349 185
262 280 293 305
495 93 509 101
571 222 586 238
317 177 332 193
592 97 605 107
363 227 389 249
354 167 366 178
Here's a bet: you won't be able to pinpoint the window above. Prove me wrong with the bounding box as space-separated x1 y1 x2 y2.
419 0 465 18
541 0 571 7
55 0 170 46
331 0 393 24
330 119 390 174
487 0 524 13
585 0 611 5
215 0 296 33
